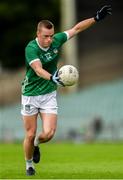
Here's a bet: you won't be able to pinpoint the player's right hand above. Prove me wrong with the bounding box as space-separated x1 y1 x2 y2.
50 70 65 86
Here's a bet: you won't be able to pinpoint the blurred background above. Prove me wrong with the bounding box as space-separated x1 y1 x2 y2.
0 0 123 143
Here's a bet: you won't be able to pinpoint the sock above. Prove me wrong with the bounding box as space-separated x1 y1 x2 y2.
26 158 34 170
34 136 40 146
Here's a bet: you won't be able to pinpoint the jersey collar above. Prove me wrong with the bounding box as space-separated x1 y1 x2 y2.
36 38 49 51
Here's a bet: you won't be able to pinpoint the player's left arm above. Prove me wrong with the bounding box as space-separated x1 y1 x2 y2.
66 18 95 38
66 5 112 39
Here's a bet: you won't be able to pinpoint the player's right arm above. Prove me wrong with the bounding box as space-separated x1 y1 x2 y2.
30 60 51 80
25 44 52 80
26 44 63 85
30 60 64 86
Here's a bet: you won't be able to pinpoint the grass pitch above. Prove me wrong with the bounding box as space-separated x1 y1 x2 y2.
0 142 123 179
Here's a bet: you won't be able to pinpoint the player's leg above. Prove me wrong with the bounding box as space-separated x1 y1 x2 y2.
23 114 38 159
33 91 58 163
38 91 58 143
39 113 57 143
33 113 57 164
23 114 38 175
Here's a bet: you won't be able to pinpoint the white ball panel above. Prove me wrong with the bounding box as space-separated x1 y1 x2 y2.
58 65 79 86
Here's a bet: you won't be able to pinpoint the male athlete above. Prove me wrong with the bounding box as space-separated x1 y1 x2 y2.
21 5 112 176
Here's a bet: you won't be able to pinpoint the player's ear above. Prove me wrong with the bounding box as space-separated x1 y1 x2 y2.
36 30 39 36
37 28 42 36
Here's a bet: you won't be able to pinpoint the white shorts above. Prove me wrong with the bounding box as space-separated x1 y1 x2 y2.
21 91 58 116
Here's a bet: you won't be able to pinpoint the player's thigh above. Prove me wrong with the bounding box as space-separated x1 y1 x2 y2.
22 114 38 134
40 113 57 132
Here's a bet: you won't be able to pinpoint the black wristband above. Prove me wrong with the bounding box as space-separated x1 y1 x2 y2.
50 75 53 81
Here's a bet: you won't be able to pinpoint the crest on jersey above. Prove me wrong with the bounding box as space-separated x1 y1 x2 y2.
53 48 58 54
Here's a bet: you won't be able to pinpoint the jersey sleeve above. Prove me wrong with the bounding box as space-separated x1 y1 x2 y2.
25 45 39 65
53 32 68 47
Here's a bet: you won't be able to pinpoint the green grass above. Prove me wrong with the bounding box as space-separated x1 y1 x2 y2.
0 142 123 179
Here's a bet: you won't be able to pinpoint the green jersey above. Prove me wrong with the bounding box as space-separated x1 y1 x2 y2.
22 32 68 96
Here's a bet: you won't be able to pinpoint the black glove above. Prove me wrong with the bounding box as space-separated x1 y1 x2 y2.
94 5 112 22
50 71 65 86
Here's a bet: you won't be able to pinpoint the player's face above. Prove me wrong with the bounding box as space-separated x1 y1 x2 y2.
37 27 54 48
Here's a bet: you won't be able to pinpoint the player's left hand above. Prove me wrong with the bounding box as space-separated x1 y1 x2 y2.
50 70 65 86
94 5 112 22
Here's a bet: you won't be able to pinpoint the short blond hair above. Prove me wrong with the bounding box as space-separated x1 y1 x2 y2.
37 20 54 31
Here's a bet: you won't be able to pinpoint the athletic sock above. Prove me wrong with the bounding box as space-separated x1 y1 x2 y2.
34 136 40 146
26 158 34 170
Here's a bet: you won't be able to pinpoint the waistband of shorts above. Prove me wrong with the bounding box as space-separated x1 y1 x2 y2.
22 90 57 97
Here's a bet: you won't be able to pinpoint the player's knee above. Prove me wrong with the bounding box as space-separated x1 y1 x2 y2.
44 129 56 141
48 129 55 140
26 132 36 143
